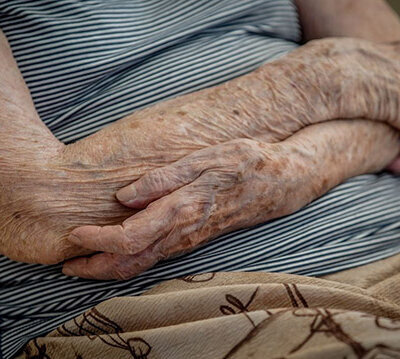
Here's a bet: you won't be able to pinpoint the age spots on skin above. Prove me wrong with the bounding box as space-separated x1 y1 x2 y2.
297 63 306 71
230 186 244 200
255 159 266 171
271 165 283 176
177 111 187 116
233 109 240 116
320 177 330 193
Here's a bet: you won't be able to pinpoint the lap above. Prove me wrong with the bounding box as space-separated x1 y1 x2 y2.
1 1 400 357
2 173 400 358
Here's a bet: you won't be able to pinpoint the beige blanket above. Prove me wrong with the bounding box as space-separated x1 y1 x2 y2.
18 254 400 358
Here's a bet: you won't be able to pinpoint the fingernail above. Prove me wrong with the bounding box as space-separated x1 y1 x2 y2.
68 233 82 245
116 185 136 203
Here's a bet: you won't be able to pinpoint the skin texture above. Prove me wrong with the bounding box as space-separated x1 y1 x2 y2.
63 37 400 279
0 33 399 277
295 0 400 172
65 121 399 279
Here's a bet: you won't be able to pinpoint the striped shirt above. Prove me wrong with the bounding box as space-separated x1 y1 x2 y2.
0 1 399 358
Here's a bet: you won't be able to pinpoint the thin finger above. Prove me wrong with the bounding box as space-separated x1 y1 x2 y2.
116 155 205 208
62 248 158 280
68 224 132 254
67 195 178 255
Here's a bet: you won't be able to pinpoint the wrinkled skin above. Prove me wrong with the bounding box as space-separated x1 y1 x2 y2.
65 121 398 279
0 37 400 277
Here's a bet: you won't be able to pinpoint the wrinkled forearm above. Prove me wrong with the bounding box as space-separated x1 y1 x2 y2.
2 32 399 265
66 37 400 173
0 31 61 159
62 119 400 280
66 47 331 168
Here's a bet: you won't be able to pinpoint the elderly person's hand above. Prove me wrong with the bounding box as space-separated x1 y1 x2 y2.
2 34 399 267
63 119 399 279
60 36 400 279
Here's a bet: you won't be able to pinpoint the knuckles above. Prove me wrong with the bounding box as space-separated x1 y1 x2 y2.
107 141 275 278
141 167 169 193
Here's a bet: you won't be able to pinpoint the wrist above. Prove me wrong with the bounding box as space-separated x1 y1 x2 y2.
279 119 400 192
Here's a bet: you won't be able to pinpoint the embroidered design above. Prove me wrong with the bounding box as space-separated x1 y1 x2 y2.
56 307 152 358
180 272 216 282
291 308 400 358
283 283 308 308
375 316 400 331
219 287 259 328
24 339 50 359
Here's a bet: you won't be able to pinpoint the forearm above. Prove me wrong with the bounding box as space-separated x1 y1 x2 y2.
67 36 400 173
277 120 399 211
0 30 62 161
72 0 400 168
2 9 399 267
295 0 400 171
64 119 400 279
295 0 400 42
66 62 325 168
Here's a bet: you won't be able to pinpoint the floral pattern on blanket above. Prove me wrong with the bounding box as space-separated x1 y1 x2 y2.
19 269 400 359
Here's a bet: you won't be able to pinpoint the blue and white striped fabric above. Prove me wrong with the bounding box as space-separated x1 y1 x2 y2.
0 1 399 358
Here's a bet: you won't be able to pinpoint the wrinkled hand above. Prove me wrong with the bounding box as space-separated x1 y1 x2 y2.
4 37 400 267
64 138 302 279
63 120 399 280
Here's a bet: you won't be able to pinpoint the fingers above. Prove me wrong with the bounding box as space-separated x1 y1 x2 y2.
63 193 208 280
65 140 258 279
68 196 177 255
116 139 257 209
62 247 159 280
116 158 203 208
68 184 209 255
68 224 133 254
